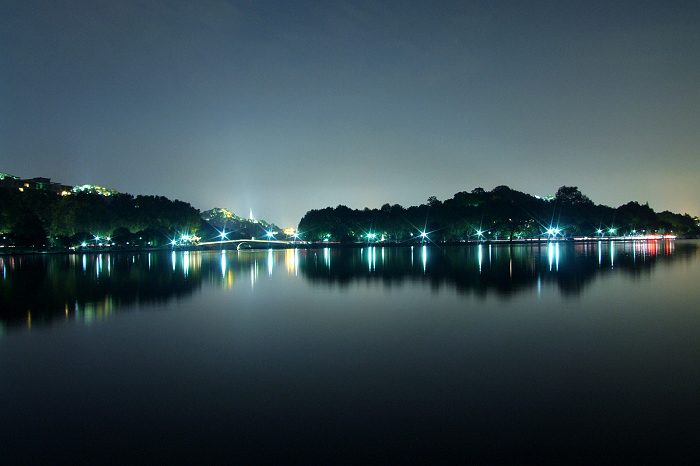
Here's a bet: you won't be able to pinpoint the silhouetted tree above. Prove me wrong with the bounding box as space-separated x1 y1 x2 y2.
555 186 593 206
11 213 47 250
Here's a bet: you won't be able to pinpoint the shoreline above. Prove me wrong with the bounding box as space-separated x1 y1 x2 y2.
0 235 687 256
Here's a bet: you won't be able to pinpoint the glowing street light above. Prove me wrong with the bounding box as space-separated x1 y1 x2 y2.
545 227 562 240
419 231 428 243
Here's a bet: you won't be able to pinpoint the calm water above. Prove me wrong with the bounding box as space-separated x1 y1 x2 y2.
2 241 700 463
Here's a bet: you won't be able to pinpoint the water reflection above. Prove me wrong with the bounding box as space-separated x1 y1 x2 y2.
0 240 694 330
268 249 274 277
1 252 202 329
548 242 559 271
300 240 687 299
285 248 299 276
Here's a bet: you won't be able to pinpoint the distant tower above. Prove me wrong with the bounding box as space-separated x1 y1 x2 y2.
249 209 253 221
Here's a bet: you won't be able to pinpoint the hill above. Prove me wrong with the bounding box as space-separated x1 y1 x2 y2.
199 208 281 241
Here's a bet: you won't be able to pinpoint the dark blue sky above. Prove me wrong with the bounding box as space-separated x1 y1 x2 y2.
2 1 699 227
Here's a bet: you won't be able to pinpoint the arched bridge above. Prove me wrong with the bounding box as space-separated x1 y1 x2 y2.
197 239 291 249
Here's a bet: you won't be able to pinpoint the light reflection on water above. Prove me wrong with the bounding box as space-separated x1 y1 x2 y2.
0 239 693 330
1 240 699 463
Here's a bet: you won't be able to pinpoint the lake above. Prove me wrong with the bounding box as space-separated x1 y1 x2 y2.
2 240 699 463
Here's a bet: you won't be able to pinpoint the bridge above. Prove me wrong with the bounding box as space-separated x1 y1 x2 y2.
197 238 291 249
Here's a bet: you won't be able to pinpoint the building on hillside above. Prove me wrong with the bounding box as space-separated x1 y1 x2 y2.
0 174 73 194
71 184 117 196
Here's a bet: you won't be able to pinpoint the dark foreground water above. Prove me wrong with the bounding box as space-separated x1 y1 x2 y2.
2 240 699 463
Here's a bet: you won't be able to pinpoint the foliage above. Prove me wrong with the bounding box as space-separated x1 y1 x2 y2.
298 185 700 242
0 188 201 250
2 182 699 250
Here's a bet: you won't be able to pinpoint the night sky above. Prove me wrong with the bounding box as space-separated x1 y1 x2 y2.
2 1 699 227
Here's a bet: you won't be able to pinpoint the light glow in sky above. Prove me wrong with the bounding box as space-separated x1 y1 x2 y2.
2 1 698 227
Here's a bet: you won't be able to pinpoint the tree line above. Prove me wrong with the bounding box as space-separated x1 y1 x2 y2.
0 189 202 250
2 184 698 250
297 186 699 243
